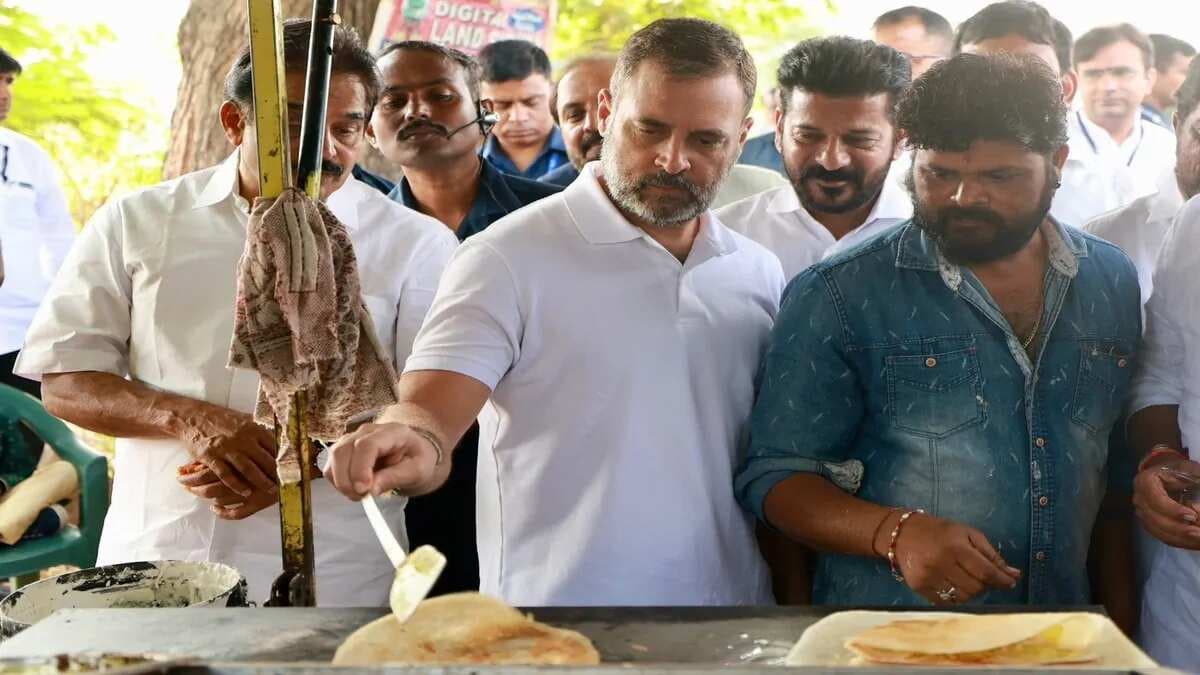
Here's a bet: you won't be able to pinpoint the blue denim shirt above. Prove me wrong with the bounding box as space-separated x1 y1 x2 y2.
735 220 1140 606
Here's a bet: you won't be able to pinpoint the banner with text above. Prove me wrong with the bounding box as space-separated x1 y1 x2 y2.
368 0 555 56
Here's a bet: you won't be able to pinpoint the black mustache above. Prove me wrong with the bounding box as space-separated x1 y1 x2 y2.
940 206 1006 227
799 165 862 183
580 131 604 152
295 160 344 179
397 121 449 139
320 160 343 178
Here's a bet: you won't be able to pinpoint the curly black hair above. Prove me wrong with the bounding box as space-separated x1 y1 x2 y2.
896 52 1068 155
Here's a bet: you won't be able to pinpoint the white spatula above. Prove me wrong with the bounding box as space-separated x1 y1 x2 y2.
361 493 446 622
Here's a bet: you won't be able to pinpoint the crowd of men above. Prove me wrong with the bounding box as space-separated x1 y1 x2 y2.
2 1 1200 670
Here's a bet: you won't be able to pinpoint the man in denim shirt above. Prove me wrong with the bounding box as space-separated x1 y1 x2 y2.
735 54 1140 617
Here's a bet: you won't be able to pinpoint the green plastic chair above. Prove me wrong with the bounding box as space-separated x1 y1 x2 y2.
0 384 109 579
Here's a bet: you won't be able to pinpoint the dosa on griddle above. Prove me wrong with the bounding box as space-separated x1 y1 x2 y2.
333 592 600 666
845 613 1103 666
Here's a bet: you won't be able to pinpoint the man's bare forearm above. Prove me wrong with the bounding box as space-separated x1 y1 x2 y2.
373 369 491 495
42 371 221 441
764 473 899 559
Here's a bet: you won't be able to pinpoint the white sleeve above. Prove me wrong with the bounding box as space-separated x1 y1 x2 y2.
402 237 523 391
1129 202 1194 412
14 200 131 381
392 227 458 372
31 145 76 281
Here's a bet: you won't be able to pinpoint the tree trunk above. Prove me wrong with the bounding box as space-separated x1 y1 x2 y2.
164 0 383 179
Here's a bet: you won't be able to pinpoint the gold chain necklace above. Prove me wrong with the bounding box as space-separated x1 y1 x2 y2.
1021 310 1042 351
1021 289 1045 352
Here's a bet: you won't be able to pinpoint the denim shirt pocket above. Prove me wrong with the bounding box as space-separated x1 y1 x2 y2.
886 346 987 438
1070 338 1136 437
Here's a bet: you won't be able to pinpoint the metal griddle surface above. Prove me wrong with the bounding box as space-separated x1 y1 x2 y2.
0 606 813 664
0 606 1180 673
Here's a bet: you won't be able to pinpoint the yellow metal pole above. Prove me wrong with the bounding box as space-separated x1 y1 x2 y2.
247 0 316 607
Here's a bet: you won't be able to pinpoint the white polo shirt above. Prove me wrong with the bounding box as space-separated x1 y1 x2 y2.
405 162 783 607
0 127 75 355
715 171 912 280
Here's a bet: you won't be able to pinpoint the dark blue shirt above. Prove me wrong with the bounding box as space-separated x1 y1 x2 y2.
738 132 785 176
539 162 579 187
736 220 1141 607
351 165 396 195
482 126 570 180
387 158 562 241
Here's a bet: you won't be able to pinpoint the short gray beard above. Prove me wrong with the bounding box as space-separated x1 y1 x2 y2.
600 142 729 229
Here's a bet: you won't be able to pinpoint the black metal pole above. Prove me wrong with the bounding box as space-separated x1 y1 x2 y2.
296 0 339 198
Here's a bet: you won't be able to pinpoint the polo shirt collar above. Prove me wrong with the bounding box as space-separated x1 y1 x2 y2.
566 162 738 256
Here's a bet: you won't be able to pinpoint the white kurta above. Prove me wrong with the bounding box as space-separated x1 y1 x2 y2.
0 127 75 355
1128 194 1200 670
15 153 458 606
715 173 911 281
404 163 783 607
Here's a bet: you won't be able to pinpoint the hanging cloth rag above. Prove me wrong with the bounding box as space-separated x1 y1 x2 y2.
229 187 399 484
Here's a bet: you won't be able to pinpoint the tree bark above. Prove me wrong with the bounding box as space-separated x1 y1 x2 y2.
164 0 383 179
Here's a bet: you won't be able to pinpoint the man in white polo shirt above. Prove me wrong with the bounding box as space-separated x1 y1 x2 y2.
325 17 784 607
716 37 912 281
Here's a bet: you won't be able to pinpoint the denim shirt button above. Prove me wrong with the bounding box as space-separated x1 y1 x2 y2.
1038 496 1049 507
1035 437 1046 448
1035 551 1047 562
1118 358 1128 368
925 357 937 368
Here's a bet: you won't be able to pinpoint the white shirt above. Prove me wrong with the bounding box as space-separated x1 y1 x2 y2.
405 162 782 607
1084 169 1185 307
1128 194 1200 670
1068 110 1176 207
716 172 912 280
15 153 457 606
712 164 789 209
0 127 75 354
